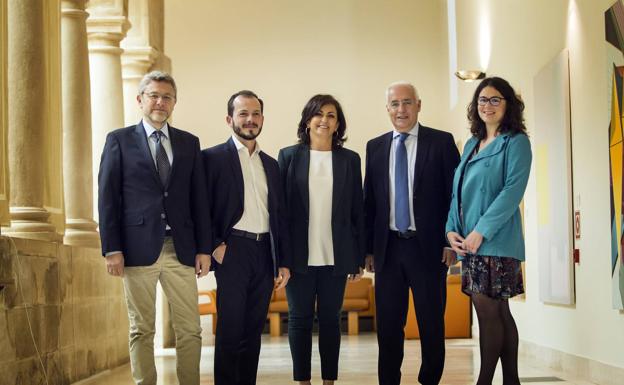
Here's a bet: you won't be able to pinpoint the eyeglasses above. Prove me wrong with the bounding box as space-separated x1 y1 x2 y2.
478 96 505 106
143 92 175 103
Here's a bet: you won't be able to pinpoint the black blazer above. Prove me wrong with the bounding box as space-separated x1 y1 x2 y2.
202 138 292 275
278 144 365 276
363 125 460 272
98 122 212 267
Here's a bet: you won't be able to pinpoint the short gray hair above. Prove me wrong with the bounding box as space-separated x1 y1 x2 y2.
385 81 419 103
138 71 177 97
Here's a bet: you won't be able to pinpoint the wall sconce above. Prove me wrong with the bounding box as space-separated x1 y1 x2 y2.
454 70 486 82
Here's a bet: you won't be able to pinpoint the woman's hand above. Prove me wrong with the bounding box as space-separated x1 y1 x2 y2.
348 267 364 282
446 231 467 257
462 230 483 255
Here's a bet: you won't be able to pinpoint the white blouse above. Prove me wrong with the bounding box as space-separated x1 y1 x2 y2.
307 150 334 266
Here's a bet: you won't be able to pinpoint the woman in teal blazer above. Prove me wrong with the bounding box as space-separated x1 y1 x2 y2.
445 77 531 385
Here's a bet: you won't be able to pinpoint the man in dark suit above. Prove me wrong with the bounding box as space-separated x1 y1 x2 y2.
363 82 460 385
98 71 212 385
203 90 291 385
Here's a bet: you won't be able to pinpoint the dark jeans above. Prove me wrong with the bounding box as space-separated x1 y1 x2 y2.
375 233 447 385
286 266 347 381
214 235 274 385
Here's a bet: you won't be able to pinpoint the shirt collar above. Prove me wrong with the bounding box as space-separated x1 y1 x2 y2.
393 122 419 140
143 119 170 139
231 134 261 156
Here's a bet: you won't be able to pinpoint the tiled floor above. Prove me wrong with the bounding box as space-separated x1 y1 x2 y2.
75 325 595 385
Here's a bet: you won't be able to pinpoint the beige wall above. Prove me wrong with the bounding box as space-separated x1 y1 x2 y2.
165 0 624 373
163 0 451 159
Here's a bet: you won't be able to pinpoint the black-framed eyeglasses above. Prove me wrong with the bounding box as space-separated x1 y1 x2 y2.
478 96 505 106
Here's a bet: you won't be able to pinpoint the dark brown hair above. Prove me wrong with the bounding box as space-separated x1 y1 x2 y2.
297 94 347 148
467 77 527 139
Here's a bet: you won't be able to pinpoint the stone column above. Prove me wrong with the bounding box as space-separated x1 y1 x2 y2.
86 0 129 221
122 47 157 125
4 0 56 240
61 0 99 247
0 0 9 229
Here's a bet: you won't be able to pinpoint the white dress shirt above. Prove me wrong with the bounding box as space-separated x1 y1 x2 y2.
231 135 270 233
388 123 419 231
142 119 173 166
307 150 334 266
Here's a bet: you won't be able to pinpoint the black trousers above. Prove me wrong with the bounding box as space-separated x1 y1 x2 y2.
375 233 447 385
286 266 347 381
214 235 274 385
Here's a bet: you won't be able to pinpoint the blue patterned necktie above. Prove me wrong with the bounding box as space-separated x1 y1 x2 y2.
395 133 410 232
152 130 171 186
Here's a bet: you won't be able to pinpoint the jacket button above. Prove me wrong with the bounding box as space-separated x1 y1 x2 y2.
161 213 166 219
164 191 168 197
485 161 490 167
480 187 486 193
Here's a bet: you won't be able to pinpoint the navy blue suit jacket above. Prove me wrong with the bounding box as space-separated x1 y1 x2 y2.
98 122 212 267
363 125 459 272
202 138 292 276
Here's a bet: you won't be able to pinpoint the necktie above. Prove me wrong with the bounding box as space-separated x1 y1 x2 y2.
152 130 171 187
395 133 410 232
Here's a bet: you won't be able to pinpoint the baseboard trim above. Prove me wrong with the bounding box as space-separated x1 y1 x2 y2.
519 340 624 385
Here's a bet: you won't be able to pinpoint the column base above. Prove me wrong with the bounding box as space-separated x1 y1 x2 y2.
64 218 100 248
3 206 58 241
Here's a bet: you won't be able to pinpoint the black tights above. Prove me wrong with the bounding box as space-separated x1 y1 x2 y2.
472 293 520 385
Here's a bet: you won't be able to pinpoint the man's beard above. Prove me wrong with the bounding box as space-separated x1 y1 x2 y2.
233 122 262 140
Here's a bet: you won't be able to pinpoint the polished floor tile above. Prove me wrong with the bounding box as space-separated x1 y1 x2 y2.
74 322 594 385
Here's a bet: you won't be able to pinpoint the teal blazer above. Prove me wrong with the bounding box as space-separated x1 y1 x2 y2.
445 132 532 261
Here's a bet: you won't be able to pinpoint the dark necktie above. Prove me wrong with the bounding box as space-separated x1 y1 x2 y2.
152 130 171 186
395 133 410 232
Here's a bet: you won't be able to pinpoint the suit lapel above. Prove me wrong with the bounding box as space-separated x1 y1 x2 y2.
332 149 347 221
380 132 392 204
166 126 180 189
413 125 431 192
469 134 509 162
133 121 162 188
294 145 310 218
226 138 245 206
259 151 275 212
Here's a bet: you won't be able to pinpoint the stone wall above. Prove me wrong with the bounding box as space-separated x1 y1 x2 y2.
0 235 128 384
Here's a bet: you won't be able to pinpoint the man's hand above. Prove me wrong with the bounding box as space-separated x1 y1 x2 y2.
348 267 364 282
274 267 291 290
441 247 457 267
365 254 375 273
195 253 211 278
105 252 125 277
446 231 467 257
462 230 483 255
213 243 226 264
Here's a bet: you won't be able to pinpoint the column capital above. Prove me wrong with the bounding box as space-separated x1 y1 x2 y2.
61 0 87 16
86 15 129 48
122 46 158 79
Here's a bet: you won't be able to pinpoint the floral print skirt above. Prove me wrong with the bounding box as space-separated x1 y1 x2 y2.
461 254 524 300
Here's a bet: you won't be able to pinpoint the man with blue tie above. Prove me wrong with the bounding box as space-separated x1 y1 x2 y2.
98 71 212 385
363 82 460 385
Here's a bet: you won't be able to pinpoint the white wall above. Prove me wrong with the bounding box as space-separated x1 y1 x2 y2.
451 0 624 370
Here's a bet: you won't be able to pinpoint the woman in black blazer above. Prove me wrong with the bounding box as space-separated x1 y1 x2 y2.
278 94 365 385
